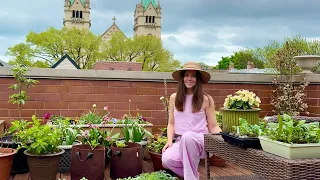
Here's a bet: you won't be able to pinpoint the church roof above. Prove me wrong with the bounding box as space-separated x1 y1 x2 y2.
70 0 85 5
141 0 157 10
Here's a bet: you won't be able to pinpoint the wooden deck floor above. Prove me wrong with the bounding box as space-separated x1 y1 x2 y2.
9 160 253 180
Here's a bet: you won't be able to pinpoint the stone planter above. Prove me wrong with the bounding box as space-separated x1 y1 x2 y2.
24 149 65 180
220 108 260 132
0 148 17 180
259 136 320 159
294 55 320 73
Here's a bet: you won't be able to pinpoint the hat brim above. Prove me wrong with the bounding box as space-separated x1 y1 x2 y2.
172 69 211 83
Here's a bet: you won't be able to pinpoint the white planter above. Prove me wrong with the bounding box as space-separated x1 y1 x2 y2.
259 136 320 159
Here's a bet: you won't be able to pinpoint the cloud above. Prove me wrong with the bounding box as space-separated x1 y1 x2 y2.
1 0 320 67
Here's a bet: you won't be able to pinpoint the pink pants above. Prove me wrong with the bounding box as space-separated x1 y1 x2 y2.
162 131 206 180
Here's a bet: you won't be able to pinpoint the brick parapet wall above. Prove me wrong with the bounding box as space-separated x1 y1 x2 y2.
0 67 319 133
92 61 143 71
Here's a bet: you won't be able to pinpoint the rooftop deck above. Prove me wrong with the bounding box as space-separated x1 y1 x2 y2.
9 159 253 180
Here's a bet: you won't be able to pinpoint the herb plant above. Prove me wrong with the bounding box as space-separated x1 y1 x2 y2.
147 136 168 154
118 170 177 180
10 116 63 155
262 114 320 144
231 118 265 138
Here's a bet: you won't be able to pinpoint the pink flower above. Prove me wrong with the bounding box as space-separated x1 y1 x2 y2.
103 116 109 121
104 106 109 111
43 113 51 120
81 130 89 137
105 137 112 141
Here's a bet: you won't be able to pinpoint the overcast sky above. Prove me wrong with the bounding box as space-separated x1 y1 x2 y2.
1 0 320 66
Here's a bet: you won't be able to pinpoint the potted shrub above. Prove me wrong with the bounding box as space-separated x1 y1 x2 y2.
0 146 17 180
259 114 320 159
221 118 264 149
1 66 38 174
220 90 261 132
10 116 64 180
147 135 168 171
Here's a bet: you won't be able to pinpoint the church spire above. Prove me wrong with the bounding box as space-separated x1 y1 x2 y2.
141 0 157 10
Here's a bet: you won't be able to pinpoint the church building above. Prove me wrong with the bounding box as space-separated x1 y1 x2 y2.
63 0 162 39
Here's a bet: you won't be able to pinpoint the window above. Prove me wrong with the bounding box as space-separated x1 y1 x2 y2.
146 16 148 23
72 10 75 18
149 16 151 23
76 11 79 18
80 11 83 18
152 16 155 23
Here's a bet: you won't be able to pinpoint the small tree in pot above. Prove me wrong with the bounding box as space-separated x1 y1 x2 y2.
9 116 64 180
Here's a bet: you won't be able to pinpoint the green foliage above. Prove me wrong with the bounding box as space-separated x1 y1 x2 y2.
120 119 153 143
118 170 177 180
79 104 110 124
8 66 38 120
10 116 63 155
216 111 222 128
231 118 265 138
101 33 181 72
262 114 320 144
147 136 168 154
115 141 127 148
6 27 102 69
54 117 80 145
215 49 265 70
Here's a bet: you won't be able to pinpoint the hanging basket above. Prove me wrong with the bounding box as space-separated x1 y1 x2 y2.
220 108 260 132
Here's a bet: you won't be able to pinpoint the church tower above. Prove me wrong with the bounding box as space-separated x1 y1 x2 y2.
133 0 162 38
63 0 91 29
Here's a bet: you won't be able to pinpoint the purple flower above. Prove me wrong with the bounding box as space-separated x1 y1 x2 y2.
112 118 117 124
43 113 51 120
81 130 89 137
140 115 146 121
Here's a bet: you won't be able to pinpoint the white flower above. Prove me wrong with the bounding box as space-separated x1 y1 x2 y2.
92 104 96 108
160 96 164 100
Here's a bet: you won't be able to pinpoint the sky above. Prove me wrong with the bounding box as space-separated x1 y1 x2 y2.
1 0 320 66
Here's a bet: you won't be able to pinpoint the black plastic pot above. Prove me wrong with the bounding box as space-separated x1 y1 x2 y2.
221 132 262 149
0 136 29 174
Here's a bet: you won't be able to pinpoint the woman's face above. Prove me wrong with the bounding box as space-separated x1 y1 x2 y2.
183 70 197 89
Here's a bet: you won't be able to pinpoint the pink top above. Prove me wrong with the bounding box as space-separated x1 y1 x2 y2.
174 94 209 135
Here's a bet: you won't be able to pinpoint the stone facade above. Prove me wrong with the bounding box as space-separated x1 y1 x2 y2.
134 1 162 38
63 0 91 29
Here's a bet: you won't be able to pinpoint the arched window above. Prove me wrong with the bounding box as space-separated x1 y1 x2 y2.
72 10 75 18
152 16 155 23
76 11 79 18
146 16 148 23
80 11 83 18
149 16 152 23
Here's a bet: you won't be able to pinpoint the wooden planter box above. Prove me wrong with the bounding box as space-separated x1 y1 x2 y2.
220 108 260 132
259 136 320 159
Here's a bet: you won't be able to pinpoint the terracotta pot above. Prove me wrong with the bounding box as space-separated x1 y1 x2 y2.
0 148 17 180
24 149 65 180
148 150 165 171
210 155 226 167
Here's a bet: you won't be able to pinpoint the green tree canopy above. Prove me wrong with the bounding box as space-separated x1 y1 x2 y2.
6 27 102 69
101 33 180 72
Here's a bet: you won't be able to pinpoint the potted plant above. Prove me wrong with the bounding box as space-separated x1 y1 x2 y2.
53 116 82 173
1 65 38 174
118 170 177 180
10 116 64 180
259 114 320 159
147 135 168 171
221 118 264 149
0 145 17 180
220 89 261 132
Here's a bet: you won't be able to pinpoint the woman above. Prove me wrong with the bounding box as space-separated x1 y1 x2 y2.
162 62 222 180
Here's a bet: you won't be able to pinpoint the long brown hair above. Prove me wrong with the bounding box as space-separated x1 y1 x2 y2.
175 70 204 112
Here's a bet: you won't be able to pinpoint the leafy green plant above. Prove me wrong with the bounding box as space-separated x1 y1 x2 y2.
79 104 110 124
121 119 153 143
262 114 320 144
231 118 265 138
223 90 261 110
216 111 222 128
118 170 177 180
147 136 168 154
8 66 38 120
115 141 127 148
54 117 80 145
10 115 62 155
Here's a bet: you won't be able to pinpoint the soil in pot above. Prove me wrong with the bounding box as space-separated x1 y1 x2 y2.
24 149 65 180
0 136 29 174
0 148 17 180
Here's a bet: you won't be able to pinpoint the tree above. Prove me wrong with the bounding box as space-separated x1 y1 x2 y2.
214 49 265 70
6 27 102 69
101 34 180 72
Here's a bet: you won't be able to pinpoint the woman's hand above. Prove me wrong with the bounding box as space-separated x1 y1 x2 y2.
162 141 173 153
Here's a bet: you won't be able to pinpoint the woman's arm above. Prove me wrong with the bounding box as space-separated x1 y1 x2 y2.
166 93 176 143
205 95 222 133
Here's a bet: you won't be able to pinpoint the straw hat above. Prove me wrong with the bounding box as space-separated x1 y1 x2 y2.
172 62 211 83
